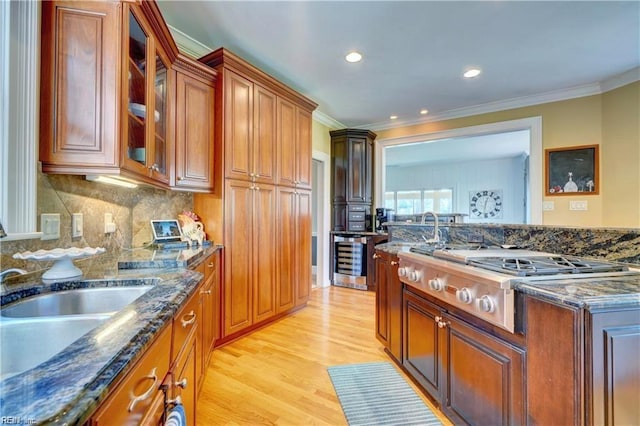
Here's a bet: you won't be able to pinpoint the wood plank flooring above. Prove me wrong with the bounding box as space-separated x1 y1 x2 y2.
197 286 451 425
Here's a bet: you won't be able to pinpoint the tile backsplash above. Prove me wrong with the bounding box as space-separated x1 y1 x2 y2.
0 170 193 272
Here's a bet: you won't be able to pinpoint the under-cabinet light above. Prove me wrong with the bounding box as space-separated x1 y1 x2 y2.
86 175 139 189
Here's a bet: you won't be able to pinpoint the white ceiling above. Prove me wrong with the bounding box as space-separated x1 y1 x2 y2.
157 1 639 131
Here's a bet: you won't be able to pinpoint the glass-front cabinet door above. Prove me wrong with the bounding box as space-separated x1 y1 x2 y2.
123 6 171 185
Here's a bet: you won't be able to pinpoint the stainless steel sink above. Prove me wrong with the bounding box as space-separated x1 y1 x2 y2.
1 285 153 317
0 316 110 380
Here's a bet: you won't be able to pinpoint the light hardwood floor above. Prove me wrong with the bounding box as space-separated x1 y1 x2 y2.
197 286 451 425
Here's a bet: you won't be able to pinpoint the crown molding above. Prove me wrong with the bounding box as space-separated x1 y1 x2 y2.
168 25 212 59
600 66 640 93
364 82 604 131
312 110 345 130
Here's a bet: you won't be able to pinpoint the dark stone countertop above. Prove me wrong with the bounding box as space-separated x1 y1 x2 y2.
514 274 640 311
0 245 221 425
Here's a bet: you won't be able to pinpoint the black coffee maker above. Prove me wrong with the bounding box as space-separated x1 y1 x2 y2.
375 208 394 232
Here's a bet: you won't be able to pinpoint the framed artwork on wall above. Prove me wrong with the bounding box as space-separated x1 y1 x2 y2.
545 144 599 195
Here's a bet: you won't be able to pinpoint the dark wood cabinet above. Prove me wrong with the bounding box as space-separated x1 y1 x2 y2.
330 129 376 232
374 250 402 361
403 287 526 425
403 288 443 399
589 308 640 425
440 312 525 425
525 295 640 426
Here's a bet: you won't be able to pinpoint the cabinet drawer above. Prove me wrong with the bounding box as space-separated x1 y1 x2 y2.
203 253 217 282
348 205 367 212
348 222 366 231
91 325 172 425
348 212 366 221
172 289 199 362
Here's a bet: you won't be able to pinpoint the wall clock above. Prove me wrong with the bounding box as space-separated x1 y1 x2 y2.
469 190 503 219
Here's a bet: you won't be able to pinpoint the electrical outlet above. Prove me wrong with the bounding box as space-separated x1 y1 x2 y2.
543 201 555 211
104 213 116 234
569 200 588 211
41 213 61 240
72 213 83 238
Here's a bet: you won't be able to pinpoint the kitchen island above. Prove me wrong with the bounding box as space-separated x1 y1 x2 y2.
0 245 221 424
374 241 640 425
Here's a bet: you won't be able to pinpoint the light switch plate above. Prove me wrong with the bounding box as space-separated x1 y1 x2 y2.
104 213 116 234
543 201 555 211
569 200 588 211
72 213 83 238
41 213 61 240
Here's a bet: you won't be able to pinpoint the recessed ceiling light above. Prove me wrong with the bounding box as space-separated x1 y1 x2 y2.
345 51 362 63
390 115 398 120
420 109 429 115
463 68 482 78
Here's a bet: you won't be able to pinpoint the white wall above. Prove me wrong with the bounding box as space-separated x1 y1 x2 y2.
386 155 528 224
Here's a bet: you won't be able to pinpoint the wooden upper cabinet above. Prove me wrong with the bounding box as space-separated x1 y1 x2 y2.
223 70 253 180
199 48 317 186
40 0 218 192
276 99 313 189
120 5 173 186
40 1 120 171
174 70 216 192
253 84 277 184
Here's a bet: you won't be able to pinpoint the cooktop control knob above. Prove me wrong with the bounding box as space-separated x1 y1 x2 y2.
478 295 496 313
456 288 473 304
397 267 409 278
408 270 422 282
428 277 445 292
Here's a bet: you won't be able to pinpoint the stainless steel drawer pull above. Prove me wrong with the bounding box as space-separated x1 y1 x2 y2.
127 367 158 412
181 310 196 328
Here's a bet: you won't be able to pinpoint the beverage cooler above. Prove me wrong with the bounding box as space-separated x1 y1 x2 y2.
332 235 368 290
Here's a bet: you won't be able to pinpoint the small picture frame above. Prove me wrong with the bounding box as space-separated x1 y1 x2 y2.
545 144 599 195
150 219 183 242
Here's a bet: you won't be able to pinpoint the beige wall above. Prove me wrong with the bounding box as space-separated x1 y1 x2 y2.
376 81 639 228
312 119 333 155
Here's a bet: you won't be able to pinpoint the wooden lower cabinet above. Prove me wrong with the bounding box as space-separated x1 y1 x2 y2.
89 325 172 425
527 295 640 425
276 187 312 311
223 179 277 336
403 288 525 425
374 250 402 362
171 328 198 425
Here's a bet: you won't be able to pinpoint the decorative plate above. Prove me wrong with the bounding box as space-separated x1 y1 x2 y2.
14 247 106 284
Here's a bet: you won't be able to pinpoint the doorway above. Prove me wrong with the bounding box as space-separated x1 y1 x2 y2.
312 151 331 288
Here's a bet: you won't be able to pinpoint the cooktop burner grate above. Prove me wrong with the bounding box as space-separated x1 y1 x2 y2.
470 256 628 277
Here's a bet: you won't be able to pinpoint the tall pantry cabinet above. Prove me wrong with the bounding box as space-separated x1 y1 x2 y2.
195 48 317 343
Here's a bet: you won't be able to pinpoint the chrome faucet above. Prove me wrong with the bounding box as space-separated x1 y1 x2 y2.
0 268 27 283
420 211 440 243
0 268 27 293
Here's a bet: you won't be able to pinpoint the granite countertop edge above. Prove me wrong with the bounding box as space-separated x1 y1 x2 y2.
0 245 222 425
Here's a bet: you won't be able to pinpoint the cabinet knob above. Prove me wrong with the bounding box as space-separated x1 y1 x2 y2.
208 262 214 268
177 176 184 181
391 261 399 265
174 378 188 389
201 289 212 295
373 253 379 259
